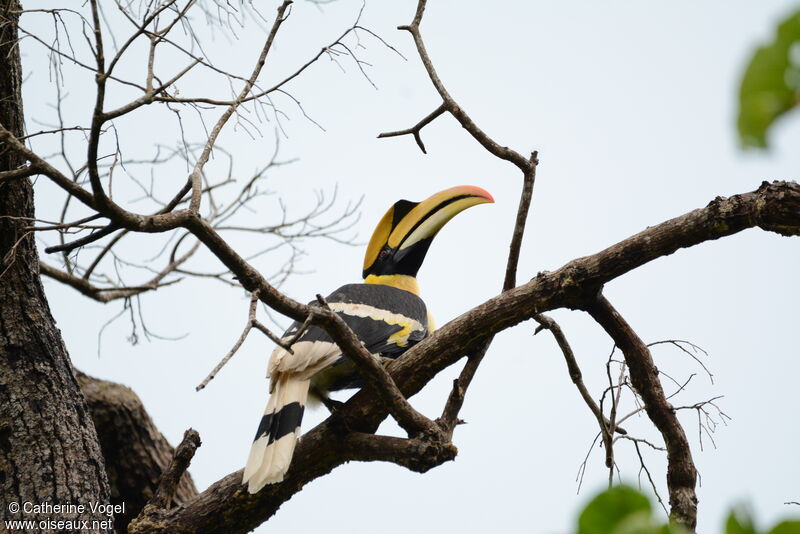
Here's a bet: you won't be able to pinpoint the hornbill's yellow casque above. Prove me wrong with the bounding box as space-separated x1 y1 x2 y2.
242 185 493 493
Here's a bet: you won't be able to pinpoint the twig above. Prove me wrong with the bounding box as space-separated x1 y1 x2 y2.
389 0 531 171
649 339 714 384
632 440 668 516
377 104 445 153
44 223 120 254
534 314 626 465
197 291 262 391
436 342 489 438
187 0 294 214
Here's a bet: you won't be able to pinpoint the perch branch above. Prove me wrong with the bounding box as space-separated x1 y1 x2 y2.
314 294 443 440
127 180 799 534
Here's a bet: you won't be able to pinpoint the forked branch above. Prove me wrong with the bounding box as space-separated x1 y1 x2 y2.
586 295 698 530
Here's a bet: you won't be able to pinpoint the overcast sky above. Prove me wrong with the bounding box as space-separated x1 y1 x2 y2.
21 1 800 532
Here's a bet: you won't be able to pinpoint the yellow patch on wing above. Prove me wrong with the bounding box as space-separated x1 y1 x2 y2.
387 322 415 347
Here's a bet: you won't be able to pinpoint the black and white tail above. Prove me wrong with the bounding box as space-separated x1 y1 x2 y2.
242 377 309 492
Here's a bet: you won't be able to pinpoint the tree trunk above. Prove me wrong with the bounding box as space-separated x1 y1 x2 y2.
0 2 112 531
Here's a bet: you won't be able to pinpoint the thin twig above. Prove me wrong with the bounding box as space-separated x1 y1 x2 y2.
377 104 445 153
196 291 261 391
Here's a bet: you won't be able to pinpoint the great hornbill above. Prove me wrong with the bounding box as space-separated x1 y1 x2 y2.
243 185 493 492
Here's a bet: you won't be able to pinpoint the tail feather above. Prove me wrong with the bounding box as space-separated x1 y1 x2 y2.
243 377 309 493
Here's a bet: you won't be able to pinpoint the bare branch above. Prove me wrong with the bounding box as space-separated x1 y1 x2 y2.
586 294 698 531
39 240 199 302
632 439 669 516
187 0 293 214
649 339 714 384
144 428 201 511
341 432 457 473
377 104 444 154
0 163 38 182
534 314 626 454
436 341 488 438
44 223 119 254
196 290 299 392
384 0 531 171
504 152 538 290
196 292 262 392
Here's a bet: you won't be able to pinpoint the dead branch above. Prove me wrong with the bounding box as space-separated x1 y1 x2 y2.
196 290 296 392
144 429 202 511
534 313 624 465
586 294 698 531
379 0 531 172
632 439 669 516
649 339 714 384
377 104 445 153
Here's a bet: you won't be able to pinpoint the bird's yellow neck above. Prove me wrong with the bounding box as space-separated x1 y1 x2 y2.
364 274 420 296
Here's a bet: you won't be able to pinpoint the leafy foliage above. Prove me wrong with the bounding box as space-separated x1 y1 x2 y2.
737 9 800 148
576 487 800 534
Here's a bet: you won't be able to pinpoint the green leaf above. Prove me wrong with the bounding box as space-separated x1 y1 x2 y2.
578 486 653 534
726 508 759 534
611 511 668 534
767 521 800 534
737 9 800 148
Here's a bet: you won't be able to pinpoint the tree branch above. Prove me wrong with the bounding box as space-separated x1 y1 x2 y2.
126 176 799 533
586 295 698 531
534 313 626 451
187 0 293 214
39 240 198 303
382 0 532 171
340 432 457 473
146 429 202 511
377 104 445 154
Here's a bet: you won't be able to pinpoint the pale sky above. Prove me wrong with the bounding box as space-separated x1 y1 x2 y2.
21 1 800 533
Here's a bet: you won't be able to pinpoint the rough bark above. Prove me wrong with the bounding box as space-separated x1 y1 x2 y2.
76 372 198 533
0 2 112 531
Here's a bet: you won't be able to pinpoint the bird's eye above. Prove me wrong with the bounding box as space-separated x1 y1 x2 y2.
379 249 390 259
